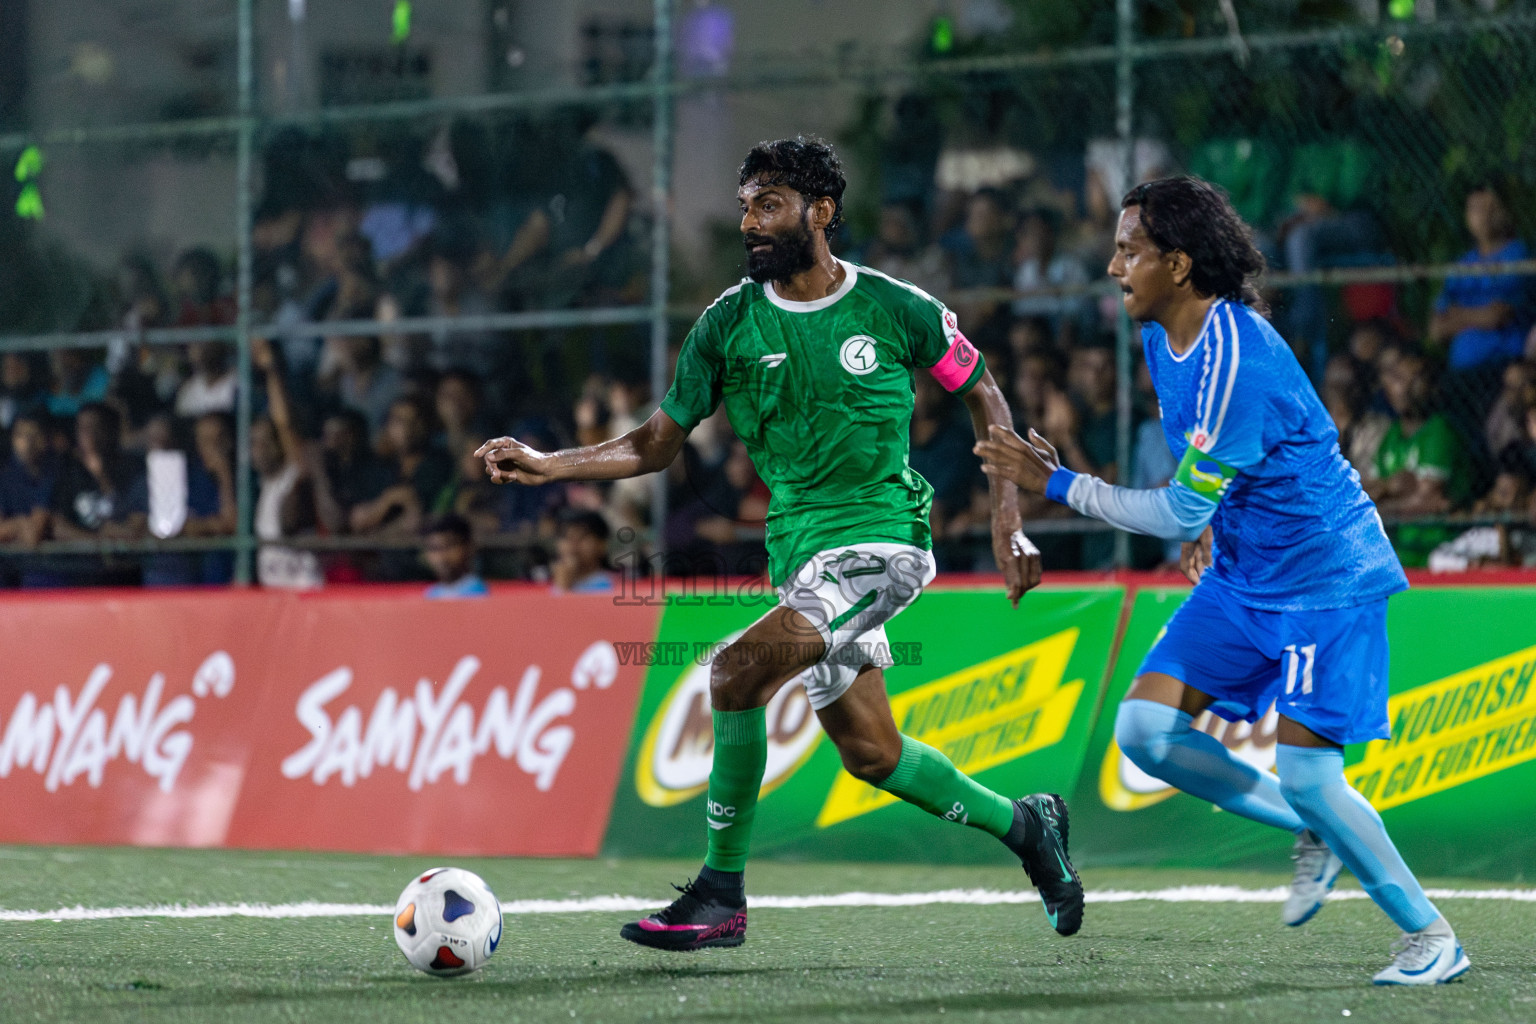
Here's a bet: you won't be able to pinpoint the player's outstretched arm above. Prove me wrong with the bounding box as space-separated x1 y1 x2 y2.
975 424 1216 542
962 371 1042 606
974 424 1058 493
476 409 688 486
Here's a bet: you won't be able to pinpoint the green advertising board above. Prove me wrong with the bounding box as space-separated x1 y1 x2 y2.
603 585 1124 863
1069 585 1536 880
1066 585 1291 869
1344 587 1536 878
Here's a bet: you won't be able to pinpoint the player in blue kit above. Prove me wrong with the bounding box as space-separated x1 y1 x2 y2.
975 176 1469 986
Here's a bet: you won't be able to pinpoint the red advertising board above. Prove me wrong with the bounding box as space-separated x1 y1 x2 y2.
0 587 657 856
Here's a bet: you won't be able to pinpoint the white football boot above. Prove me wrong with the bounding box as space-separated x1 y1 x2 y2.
1372 917 1471 986
1282 829 1344 926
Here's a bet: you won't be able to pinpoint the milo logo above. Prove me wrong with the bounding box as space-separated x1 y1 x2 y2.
634 631 822 807
1188 460 1228 495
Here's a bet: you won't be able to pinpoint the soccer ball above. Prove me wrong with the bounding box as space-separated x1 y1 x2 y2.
392 867 503 976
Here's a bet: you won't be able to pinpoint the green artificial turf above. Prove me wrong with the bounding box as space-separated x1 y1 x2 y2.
0 846 1530 1023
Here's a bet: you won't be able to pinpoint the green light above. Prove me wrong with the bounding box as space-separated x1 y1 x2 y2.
392 0 412 44
1388 0 1415 20
14 145 42 182
931 16 954 54
14 147 43 220
15 182 44 220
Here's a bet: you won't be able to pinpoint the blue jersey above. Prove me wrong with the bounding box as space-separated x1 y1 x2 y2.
1144 300 1407 611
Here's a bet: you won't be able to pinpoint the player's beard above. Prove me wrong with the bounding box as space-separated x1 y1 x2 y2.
744 214 817 284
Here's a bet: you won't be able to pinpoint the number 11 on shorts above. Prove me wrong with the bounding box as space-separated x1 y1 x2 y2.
1284 643 1317 695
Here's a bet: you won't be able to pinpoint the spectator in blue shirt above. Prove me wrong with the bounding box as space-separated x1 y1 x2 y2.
0 411 58 545
45 348 110 420
423 513 488 599
552 509 615 594
1430 184 1532 372
135 412 237 587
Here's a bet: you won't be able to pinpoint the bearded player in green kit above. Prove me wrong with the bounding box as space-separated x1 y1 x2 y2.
476 136 1083 950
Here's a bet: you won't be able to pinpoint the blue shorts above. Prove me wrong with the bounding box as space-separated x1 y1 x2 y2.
1137 582 1391 745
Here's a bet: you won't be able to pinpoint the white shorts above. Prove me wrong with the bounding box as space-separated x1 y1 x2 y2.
775 542 936 710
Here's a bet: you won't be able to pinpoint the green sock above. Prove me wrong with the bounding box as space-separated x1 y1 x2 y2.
876 735 1014 838
703 707 768 872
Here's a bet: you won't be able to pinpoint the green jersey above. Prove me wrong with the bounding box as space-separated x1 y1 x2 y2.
660 260 986 586
1373 413 1468 567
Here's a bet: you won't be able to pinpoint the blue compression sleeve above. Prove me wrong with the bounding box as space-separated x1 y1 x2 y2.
1276 744 1440 933
1115 700 1304 833
1045 469 1214 542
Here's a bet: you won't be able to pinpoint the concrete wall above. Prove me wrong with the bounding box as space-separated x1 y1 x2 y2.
22 0 942 273
27 0 238 268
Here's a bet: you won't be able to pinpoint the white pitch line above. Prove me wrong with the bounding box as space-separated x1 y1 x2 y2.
2 886 1534 924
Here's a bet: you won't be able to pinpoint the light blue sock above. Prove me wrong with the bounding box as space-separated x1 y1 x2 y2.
1115 699 1304 833
1275 744 1439 933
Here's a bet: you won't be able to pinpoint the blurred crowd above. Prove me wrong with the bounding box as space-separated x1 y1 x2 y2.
3 120 1536 589
0 116 656 589
848 140 1536 574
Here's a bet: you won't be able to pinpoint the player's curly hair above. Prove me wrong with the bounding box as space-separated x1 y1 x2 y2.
1122 176 1269 317
739 136 846 233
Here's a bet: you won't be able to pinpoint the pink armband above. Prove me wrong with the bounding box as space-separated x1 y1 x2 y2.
928 332 983 393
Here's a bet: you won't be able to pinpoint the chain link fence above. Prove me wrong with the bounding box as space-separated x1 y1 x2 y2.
1 1 1533 589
